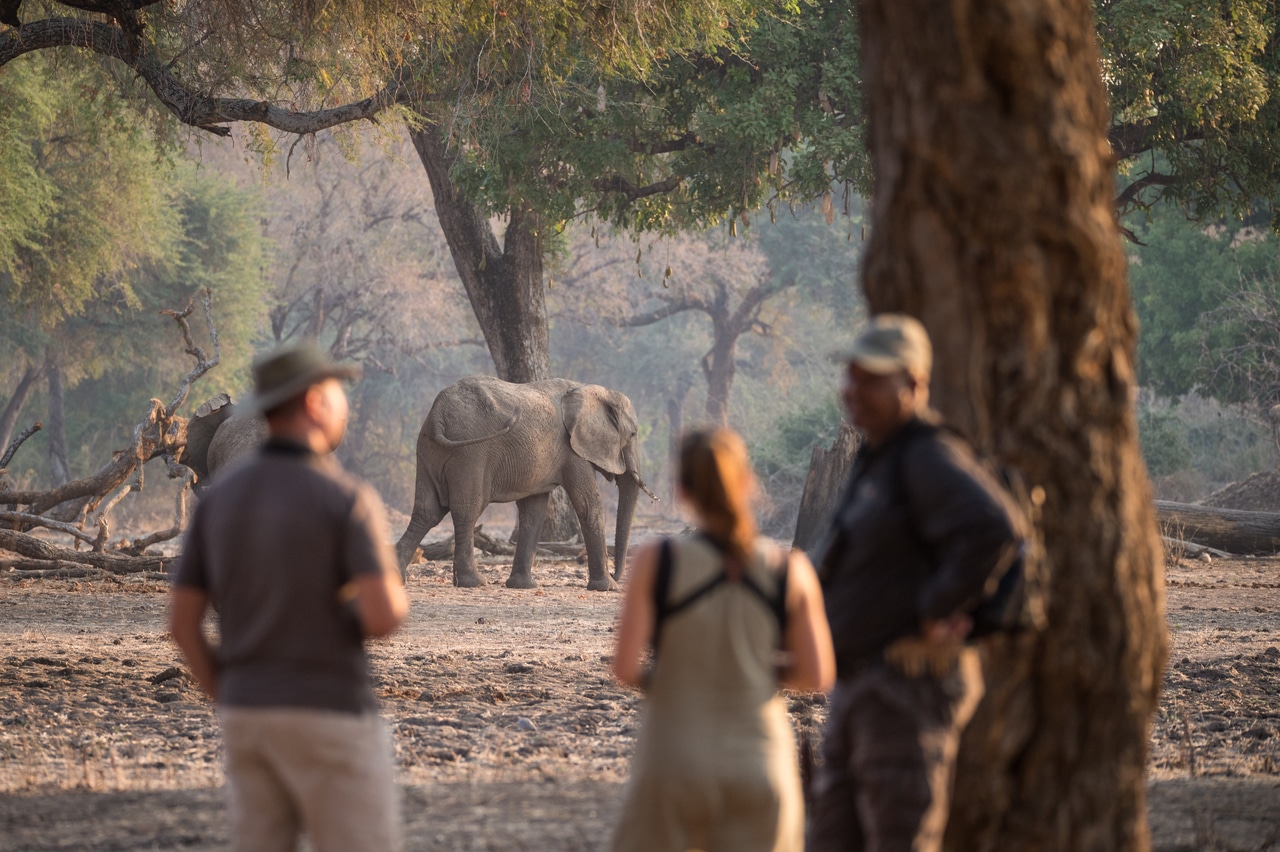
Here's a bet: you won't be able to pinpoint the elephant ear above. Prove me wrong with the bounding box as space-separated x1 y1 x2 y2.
564 385 627 476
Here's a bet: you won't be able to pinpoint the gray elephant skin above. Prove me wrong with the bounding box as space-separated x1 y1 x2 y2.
179 394 268 491
395 376 652 591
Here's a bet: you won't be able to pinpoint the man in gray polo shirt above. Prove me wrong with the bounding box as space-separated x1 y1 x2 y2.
169 341 409 852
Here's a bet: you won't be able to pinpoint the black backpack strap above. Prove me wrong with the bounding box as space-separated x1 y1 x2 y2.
740 548 789 636
652 538 730 654
651 538 674 655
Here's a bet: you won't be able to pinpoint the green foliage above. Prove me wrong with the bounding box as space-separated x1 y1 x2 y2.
0 157 270 478
1125 203 1276 398
0 52 180 327
447 0 865 234
1099 0 1280 219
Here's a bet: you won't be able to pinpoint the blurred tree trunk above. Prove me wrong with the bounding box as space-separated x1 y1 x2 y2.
0 363 44 453
856 1 1167 849
44 355 69 487
407 123 578 541
792 419 858 554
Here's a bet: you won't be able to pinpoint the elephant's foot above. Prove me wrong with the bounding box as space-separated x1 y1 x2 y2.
587 575 619 592
505 572 538 590
453 567 483 588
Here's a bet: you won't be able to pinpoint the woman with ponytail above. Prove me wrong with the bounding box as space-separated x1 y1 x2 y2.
611 427 835 852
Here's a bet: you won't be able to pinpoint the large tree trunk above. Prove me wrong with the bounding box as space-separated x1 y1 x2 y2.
857 2 1167 849
0 363 44 453
702 325 736 428
407 122 577 540
407 125 551 384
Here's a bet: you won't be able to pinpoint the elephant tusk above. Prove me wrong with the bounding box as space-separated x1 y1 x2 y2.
632 471 659 501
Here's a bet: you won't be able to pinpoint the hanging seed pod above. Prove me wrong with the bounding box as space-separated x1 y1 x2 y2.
768 150 779 176
861 224 866 241
547 275 554 289
769 204 776 224
729 218 738 237
636 247 642 264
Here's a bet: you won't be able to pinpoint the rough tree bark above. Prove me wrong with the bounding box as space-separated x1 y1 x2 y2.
856 2 1167 849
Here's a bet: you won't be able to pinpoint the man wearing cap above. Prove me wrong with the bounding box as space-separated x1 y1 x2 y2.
169 340 409 852
807 314 1021 852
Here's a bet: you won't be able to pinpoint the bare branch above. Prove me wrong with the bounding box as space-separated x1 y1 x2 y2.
0 528 174 574
0 511 97 545
0 421 42 470
609 296 705 328
119 454 194 555
0 18 419 136
162 288 220 416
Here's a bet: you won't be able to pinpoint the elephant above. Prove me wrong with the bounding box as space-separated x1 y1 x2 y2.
394 376 656 591
180 394 268 491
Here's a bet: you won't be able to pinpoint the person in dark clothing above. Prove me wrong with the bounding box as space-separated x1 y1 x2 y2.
807 314 1022 852
169 341 409 852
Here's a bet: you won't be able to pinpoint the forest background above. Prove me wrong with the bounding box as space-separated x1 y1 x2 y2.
3 0 1280 539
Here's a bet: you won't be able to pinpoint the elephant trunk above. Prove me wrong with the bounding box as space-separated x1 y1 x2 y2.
612 466 642 581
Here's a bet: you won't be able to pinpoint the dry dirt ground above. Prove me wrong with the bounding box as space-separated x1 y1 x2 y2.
1 540 1278 851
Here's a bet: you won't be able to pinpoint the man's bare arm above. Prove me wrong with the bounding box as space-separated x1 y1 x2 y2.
168 586 220 700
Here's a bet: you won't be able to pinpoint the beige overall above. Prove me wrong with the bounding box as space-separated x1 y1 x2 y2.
612 535 804 852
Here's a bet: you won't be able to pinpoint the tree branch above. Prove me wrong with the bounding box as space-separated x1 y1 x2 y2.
0 18 417 136
0 421 42 471
1114 172 1182 215
627 131 698 155
593 174 684 202
609 296 705 328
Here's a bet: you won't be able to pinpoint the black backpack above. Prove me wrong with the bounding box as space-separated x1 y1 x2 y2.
892 424 1047 639
650 535 789 656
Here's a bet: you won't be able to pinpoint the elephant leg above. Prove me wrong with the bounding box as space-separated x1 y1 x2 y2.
449 505 484 588
506 493 549 589
564 467 616 592
394 490 448 580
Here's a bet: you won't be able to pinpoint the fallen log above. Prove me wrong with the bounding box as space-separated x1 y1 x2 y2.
1160 537 1233 561
0 529 175 574
1155 501 1280 556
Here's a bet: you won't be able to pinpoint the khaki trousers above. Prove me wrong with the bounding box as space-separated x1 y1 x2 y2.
220 706 400 852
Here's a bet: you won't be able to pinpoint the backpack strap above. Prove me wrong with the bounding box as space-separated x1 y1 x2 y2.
651 535 789 658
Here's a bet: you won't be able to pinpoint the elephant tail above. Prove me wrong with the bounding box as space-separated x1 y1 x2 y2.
427 404 522 448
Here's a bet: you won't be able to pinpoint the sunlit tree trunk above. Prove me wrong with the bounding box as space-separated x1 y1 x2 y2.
856 1 1168 848
408 125 551 384
407 123 579 540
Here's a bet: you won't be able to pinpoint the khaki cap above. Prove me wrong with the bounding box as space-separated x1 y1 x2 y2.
244 340 362 413
837 313 932 378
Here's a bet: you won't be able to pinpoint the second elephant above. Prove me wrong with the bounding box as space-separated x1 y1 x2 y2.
180 394 268 491
394 376 654 591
